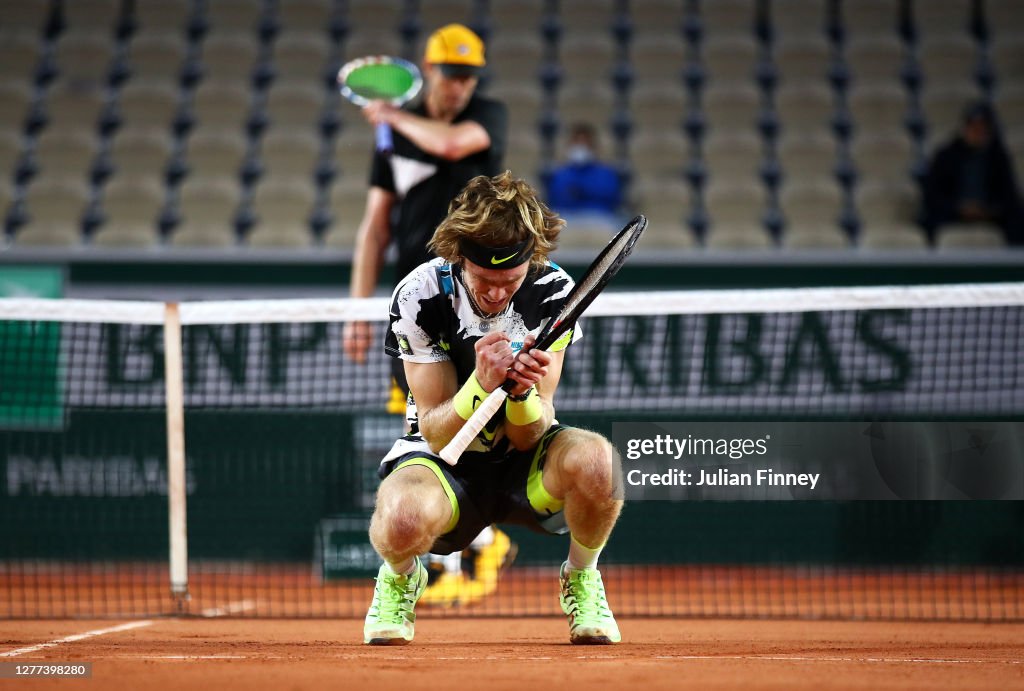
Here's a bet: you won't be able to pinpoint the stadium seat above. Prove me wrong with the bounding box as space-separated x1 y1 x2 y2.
416 0 475 30
20 178 89 235
559 35 616 88
770 0 827 39
258 130 321 181
704 181 768 242
986 0 1024 37
272 32 331 84
631 36 687 85
845 36 904 87
0 35 43 86
53 32 115 86
13 222 83 246
63 0 122 34
135 0 192 35
626 0 683 38
702 132 762 186
93 178 164 246
630 83 688 135
0 83 33 135
843 0 900 38
43 82 107 133
773 36 832 87
936 223 1007 248
247 178 317 247
341 34 404 61
263 83 325 132
204 0 264 37
127 32 188 86
117 82 180 131
702 85 761 134
503 130 542 183
851 131 915 186
777 132 837 186
918 35 978 92
347 0 403 34
488 0 545 35
183 129 248 181
632 179 695 249
779 181 844 246
847 84 908 136
277 0 334 34
485 32 544 87
700 0 757 39
324 180 366 248
855 180 921 237
108 128 174 186
191 80 253 131
702 36 758 87
994 85 1024 133
775 84 835 137
557 82 616 135
629 129 691 179
0 132 22 183
488 82 544 134
912 0 972 38
199 34 260 84
0 0 50 35
992 34 1024 90
32 129 100 183
171 178 242 246
559 0 616 35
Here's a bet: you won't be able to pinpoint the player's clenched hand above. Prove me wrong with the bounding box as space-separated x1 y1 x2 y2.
506 334 549 396
474 332 515 390
362 100 399 127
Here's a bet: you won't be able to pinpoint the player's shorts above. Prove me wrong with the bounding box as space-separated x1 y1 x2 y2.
378 425 570 555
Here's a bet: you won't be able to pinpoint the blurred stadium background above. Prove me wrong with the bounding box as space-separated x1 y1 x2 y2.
1 0 1023 622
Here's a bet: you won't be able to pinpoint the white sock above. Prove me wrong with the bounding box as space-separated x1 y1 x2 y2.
567 535 603 571
387 557 417 576
469 526 495 549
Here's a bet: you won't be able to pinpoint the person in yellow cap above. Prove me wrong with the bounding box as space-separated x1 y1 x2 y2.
341 24 513 608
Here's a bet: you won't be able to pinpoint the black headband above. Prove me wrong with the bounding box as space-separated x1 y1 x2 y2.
459 237 533 269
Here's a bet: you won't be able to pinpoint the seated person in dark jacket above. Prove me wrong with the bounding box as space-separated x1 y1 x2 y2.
920 101 1023 246
545 123 624 230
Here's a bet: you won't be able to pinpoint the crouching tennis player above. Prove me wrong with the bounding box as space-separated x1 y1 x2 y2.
362 171 623 645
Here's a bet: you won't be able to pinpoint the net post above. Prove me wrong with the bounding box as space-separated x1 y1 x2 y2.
164 302 190 611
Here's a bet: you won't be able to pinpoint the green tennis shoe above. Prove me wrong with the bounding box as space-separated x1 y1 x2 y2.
363 558 428 645
559 561 621 644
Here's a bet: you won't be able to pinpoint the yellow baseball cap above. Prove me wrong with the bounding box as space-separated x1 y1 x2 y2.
424 23 485 77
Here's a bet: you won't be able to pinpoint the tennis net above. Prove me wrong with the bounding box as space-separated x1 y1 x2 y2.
1 283 1022 620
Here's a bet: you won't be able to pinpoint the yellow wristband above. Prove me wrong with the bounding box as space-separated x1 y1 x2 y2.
505 387 543 426
452 372 490 420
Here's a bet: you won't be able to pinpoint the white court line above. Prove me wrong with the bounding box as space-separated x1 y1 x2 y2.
199 600 257 618
0 620 154 658
352 654 1020 666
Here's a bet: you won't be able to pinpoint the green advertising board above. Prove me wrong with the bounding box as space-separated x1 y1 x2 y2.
0 266 64 428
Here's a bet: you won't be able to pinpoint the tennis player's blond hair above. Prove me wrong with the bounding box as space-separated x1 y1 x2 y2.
428 171 563 271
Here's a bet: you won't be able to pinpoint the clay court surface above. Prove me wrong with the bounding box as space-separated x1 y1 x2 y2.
2 617 1023 690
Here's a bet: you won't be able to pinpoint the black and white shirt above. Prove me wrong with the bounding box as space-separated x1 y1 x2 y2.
383 258 580 460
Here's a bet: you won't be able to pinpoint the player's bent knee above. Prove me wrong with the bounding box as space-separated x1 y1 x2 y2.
556 429 618 497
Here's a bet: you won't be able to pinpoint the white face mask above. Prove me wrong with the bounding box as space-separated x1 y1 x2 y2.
567 144 594 165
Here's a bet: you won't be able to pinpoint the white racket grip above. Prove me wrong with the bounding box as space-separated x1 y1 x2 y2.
438 387 509 465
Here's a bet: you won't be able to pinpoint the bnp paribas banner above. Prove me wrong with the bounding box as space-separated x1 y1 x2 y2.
11 306 1021 418
0 267 64 429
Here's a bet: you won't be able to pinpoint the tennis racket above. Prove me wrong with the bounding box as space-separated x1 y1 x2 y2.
438 214 648 466
337 56 423 153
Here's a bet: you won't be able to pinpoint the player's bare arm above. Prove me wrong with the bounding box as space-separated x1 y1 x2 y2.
363 101 491 161
343 187 395 363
